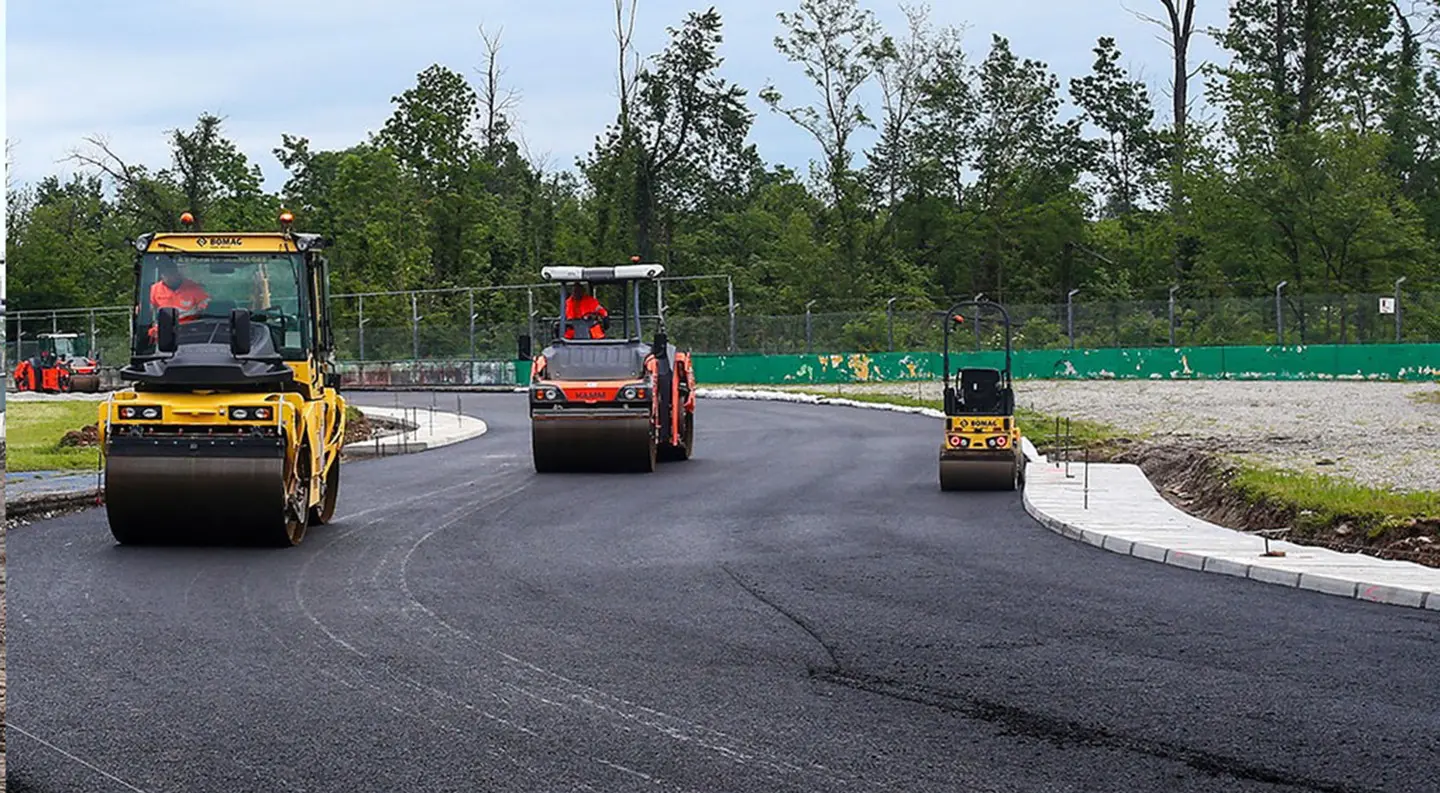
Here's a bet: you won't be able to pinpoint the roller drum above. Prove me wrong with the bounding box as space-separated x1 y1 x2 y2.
69 374 101 393
939 450 1018 491
532 413 655 473
103 435 293 545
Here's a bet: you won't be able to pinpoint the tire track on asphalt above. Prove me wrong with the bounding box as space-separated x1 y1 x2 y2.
243 467 719 792
388 497 997 793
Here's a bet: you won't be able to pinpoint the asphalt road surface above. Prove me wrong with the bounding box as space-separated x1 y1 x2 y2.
7 393 1439 793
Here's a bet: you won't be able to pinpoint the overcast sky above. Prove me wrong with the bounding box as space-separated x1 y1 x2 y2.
5 0 1230 195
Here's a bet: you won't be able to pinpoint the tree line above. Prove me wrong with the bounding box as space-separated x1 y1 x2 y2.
7 0 1440 350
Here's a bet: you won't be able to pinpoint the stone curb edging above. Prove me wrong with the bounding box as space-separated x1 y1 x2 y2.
696 386 1440 612
341 405 488 457
7 489 105 521
1019 463 1439 612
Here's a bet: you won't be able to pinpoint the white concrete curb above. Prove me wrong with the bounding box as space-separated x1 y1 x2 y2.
698 386 1440 611
344 405 488 457
1020 456 1440 611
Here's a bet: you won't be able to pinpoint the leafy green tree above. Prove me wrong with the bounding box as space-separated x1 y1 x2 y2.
761 0 883 203
1070 37 1165 217
582 7 756 263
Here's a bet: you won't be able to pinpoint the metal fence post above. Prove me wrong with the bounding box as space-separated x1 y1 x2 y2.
1168 285 1179 347
805 300 816 353
1275 280 1288 346
358 295 366 362
973 293 985 351
468 289 476 361
1395 276 1407 343
1067 289 1080 348
886 297 897 351
527 288 535 344
727 277 737 352
411 292 421 360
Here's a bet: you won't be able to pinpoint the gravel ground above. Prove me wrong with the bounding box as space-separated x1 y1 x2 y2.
798 380 1440 494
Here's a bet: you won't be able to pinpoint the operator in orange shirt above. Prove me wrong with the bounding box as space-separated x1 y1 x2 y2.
147 259 211 340
563 283 608 339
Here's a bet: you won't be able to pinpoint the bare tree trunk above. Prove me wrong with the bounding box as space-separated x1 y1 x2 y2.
1298 0 1321 127
477 24 521 161
614 0 640 138
1157 0 1197 211
1144 1 1200 283
1274 0 1293 132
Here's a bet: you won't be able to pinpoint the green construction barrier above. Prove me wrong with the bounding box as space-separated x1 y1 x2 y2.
341 344 1440 387
689 343 1440 384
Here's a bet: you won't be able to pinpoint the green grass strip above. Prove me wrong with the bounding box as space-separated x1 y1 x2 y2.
1229 462 1440 536
7 401 103 473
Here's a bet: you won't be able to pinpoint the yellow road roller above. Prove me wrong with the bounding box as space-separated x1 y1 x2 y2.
939 300 1024 491
97 211 346 546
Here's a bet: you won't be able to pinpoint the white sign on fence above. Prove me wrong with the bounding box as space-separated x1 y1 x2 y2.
1379 297 1396 314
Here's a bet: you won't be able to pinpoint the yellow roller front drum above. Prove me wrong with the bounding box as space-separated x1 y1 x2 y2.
99 392 318 546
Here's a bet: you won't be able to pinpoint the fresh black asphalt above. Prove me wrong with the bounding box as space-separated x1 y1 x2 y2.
6 393 1439 792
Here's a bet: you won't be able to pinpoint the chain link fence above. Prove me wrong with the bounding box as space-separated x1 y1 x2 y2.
7 288 1438 367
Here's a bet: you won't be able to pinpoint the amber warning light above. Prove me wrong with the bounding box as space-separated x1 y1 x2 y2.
180 212 195 226
280 211 294 225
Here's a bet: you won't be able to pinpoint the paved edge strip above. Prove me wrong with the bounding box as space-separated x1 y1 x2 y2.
696 386 1440 612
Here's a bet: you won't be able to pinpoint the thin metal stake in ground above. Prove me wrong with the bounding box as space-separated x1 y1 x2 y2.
1065 418 1074 479
1084 447 1090 509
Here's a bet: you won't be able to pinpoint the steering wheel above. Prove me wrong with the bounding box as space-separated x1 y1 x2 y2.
251 305 294 321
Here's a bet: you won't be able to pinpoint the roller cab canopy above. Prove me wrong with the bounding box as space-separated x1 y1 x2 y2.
541 263 665 283
121 228 337 392
132 231 331 254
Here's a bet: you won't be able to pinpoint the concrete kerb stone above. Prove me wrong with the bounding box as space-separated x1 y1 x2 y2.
697 386 1440 612
342 405 488 457
1021 459 1440 610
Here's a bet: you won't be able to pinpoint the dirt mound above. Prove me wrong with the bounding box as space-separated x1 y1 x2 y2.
59 424 100 447
344 410 374 444
1113 442 1440 568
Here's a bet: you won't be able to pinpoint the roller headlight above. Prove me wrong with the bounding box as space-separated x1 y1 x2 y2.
228 406 273 422
622 386 637 400
119 405 161 420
